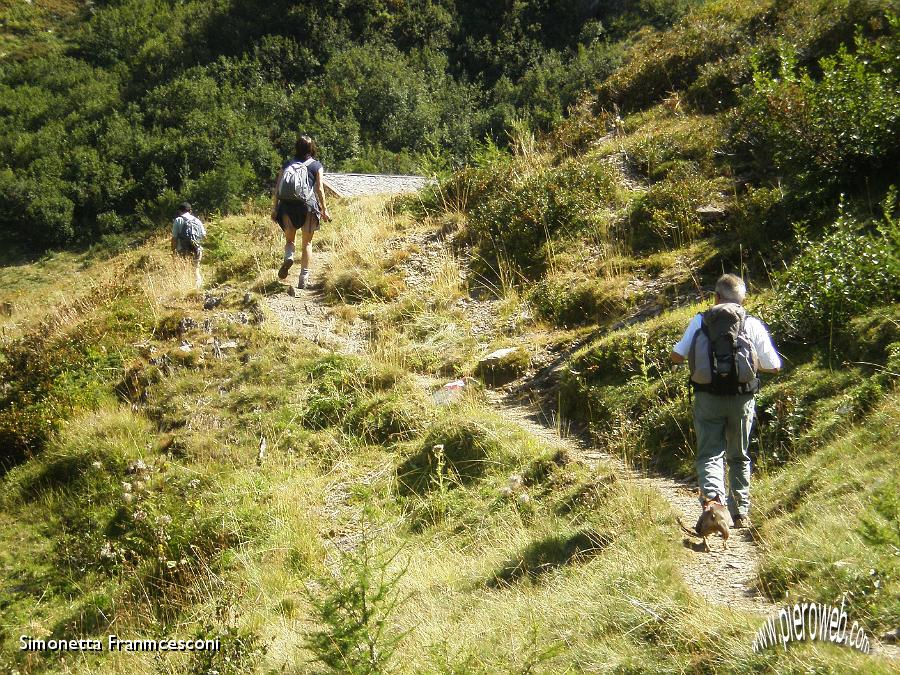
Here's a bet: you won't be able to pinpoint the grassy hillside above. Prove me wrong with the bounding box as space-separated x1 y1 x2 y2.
1 0 898 672
1 201 896 673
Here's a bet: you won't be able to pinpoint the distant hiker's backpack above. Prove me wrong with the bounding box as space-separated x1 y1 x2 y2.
276 158 317 207
688 303 760 395
176 213 204 253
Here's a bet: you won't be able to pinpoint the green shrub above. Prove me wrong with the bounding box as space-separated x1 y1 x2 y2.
299 355 411 437
731 23 900 206
304 533 408 675
345 391 430 446
687 53 754 111
187 156 257 215
529 275 630 328
753 360 885 464
627 167 723 250
772 208 900 343
469 157 622 279
25 193 75 247
396 416 509 495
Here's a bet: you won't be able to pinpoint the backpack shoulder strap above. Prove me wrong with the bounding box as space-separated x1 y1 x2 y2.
699 310 711 336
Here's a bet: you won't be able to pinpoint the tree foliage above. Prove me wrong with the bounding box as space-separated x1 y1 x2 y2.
731 20 900 206
2 0 687 250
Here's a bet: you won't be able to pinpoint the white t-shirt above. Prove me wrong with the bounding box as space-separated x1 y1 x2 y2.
673 310 782 371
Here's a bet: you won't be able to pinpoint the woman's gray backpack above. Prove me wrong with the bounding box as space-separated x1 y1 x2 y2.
276 158 317 207
688 303 760 395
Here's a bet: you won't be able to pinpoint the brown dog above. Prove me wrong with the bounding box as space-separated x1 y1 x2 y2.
678 495 730 552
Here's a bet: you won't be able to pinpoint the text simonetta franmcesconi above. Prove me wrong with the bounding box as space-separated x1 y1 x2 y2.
20 635 220 653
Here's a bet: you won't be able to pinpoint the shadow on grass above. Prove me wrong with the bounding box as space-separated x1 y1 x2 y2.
0 230 156 269
396 418 504 496
487 528 613 587
17 453 96 501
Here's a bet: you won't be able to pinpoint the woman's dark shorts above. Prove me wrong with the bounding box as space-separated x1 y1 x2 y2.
277 201 320 232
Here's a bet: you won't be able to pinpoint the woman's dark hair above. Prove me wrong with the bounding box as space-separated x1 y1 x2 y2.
295 135 318 159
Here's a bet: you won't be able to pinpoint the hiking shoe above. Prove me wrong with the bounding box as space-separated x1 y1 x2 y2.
277 259 293 280
297 275 307 290
732 515 751 529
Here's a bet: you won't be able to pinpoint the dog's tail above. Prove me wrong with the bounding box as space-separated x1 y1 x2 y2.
676 516 698 538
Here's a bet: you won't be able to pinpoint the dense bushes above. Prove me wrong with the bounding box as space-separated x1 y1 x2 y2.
772 205 900 343
731 21 900 206
0 0 684 251
628 167 723 250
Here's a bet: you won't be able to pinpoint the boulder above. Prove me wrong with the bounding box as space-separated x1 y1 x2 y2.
475 346 529 387
696 205 726 222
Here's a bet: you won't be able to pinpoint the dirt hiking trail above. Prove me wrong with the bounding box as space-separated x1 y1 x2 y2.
262 211 899 660
263 227 774 617
485 391 776 615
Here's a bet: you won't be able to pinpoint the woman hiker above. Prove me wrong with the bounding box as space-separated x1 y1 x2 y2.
272 135 331 290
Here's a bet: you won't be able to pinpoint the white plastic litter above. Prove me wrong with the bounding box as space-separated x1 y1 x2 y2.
431 378 468 405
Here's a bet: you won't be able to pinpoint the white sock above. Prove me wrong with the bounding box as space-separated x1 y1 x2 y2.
284 243 295 261
301 268 309 278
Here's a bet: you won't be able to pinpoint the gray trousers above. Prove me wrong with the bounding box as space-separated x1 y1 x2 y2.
693 390 755 518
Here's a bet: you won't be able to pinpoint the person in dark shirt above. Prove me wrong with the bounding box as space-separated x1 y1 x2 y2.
271 135 331 289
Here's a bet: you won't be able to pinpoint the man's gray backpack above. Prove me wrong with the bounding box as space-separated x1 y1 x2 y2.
688 303 760 395
276 158 317 207
177 213 204 253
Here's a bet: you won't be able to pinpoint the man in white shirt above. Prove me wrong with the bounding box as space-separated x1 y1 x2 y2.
670 274 781 528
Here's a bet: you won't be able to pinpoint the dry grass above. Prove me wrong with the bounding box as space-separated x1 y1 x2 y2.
2 185 897 674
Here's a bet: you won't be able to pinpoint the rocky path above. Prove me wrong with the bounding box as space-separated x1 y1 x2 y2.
265 251 374 572
265 250 369 355
483 390 776 616
261 209 898 659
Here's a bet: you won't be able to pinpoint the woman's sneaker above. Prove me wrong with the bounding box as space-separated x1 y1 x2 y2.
277 259 293 280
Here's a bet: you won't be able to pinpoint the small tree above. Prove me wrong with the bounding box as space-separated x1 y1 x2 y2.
305 530 409 674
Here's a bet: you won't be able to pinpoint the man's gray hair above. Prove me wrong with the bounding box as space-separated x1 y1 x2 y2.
716 273 746 304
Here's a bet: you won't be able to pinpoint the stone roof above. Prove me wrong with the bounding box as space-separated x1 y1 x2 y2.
323 173 431 198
